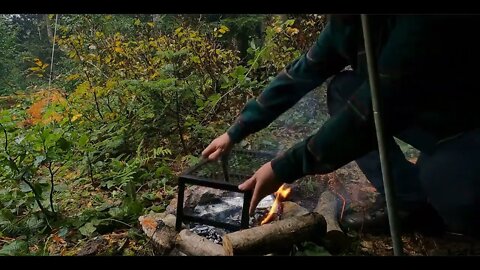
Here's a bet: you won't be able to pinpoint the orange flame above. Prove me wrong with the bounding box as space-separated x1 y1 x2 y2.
260 184 292 225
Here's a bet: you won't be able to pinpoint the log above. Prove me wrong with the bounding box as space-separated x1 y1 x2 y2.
222 212 326 256
138 213 181 255
168 248 188 256
314 190 350 254
314 191 343 232
175 229 225 256
281 201 309 219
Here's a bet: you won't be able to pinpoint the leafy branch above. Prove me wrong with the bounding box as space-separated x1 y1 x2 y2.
0 123 54 221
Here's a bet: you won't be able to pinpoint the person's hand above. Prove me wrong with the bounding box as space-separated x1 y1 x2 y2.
201 132 234 160
238 161 283 215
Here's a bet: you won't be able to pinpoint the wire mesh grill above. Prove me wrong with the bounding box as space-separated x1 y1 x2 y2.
176 149 277 231
183 149 277 185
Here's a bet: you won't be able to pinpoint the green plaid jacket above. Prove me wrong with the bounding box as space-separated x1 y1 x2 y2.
227 15 480 183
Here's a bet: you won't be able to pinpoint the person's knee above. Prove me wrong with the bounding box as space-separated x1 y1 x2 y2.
419 132 480 235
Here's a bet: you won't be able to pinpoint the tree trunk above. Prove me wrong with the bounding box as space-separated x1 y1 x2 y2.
45 14 53 43
36 14 43 41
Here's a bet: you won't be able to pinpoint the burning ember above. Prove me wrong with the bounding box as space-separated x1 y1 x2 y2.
261 184 292 225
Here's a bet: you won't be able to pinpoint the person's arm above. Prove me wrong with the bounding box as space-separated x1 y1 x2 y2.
227 21 351 143
270 15 430 183
271 81 377 182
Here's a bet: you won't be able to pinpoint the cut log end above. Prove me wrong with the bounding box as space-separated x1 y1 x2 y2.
138 214 178 255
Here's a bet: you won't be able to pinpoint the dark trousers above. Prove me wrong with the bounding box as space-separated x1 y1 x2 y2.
326 70 480 236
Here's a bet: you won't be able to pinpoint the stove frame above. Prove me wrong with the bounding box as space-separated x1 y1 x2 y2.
175 149 276 231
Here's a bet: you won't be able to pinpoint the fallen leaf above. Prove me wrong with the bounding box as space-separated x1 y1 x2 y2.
52 234 66 245
360 241 373 249
140 217 157 231
360 186 377 193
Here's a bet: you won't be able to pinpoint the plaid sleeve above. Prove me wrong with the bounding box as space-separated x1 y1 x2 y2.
270 81 378 183
227 21 349 143
269 16 431 183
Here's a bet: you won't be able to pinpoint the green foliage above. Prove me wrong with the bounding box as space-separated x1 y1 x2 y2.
0 16 23 95
0 14 329 255
0 240 29 256
294 242 332 256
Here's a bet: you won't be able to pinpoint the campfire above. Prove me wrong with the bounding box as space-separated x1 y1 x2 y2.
261 184 292 225
138 150 349 256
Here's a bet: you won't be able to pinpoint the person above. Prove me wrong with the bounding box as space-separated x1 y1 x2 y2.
202 15 480 237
